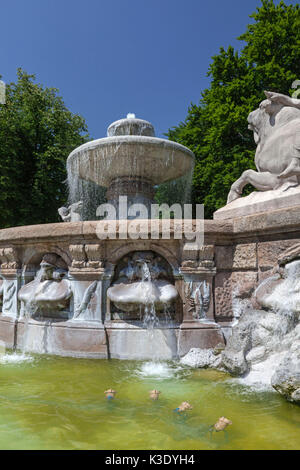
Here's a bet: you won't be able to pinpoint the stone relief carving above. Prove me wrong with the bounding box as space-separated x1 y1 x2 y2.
184 280 210 320
181 244 215 270
69 244 104 270
18 253 99 321
107 251 178 315
85 244 104 270
69 244 87 269
18 253 72 318
0 247 20 270
58 201 83 222
73 280 98 319
227 91 300 203
198 245 215 269
3 281 16 312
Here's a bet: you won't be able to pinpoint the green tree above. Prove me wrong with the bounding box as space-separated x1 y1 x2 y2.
0 69 88 227
165 0 300 218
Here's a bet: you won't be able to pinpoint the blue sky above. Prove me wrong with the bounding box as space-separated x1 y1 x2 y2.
0 0 298 139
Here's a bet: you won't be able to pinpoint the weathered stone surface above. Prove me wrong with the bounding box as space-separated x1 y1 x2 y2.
214 187 300 220
257 240 300 269
221 305 296 377
214 271 257 319
271 347 300 403
178 326 225 357
215 244 257 270
180 348 222 368
16 319 108 358
233 244 257 269
221 309 254 376
232 205 300 235
0 222 84 243
0 316 16 349
278 242 300 266
215 246 233 270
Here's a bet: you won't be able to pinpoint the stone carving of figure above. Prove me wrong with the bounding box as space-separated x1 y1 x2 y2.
18 253 98 320
185 281 210 320
58 201 83 222
18 253 72 317
107 251 178 314
227 91 300 203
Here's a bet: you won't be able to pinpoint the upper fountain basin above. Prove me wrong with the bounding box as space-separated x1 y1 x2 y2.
67 135 195 187
107 117 155 137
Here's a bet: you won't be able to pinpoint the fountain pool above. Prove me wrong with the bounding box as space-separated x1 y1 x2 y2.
0 353 299 450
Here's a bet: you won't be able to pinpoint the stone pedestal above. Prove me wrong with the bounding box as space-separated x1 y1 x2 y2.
214 186 300 220
0 315 17 349
178 322 225 357
0 264 22 319
16 319 108 358
178 248 225 356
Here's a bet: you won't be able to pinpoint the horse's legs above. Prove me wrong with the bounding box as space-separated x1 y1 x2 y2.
227 170 279 204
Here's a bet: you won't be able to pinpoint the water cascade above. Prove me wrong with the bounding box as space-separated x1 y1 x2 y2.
222 253 300 397
66 115 194 219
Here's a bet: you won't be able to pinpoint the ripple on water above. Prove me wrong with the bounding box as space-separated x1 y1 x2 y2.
0 353 34 364
135 361 191 380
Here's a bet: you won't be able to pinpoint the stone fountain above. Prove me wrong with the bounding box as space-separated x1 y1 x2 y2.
0 114 224 359
66 114 194 217
1 95 300 377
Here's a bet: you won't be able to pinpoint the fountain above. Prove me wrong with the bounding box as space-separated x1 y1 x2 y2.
0 95 299 389
66 114 194 217
0 113 224 359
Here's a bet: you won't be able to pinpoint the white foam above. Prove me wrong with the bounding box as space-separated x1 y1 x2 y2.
237 352 285 391
0 353 34 364
137 361 184 379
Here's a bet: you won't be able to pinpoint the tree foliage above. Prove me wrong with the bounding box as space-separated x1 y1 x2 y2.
0 69 88 227
166 0 300 218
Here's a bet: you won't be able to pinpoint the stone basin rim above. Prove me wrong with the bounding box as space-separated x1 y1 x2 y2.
67 136 195 187
67 135 195 162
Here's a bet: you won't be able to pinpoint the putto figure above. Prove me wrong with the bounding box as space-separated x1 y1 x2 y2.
58 200 83 222
227 91 300 203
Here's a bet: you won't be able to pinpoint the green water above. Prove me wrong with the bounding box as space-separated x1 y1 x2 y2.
0 353 299 450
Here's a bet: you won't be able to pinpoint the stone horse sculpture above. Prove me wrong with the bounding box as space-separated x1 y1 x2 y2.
227 91 300 204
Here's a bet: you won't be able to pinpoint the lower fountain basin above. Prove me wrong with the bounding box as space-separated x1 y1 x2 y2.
0 355 299 450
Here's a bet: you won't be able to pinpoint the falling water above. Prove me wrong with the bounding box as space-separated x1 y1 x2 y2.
67 152 107 221
139 261 177 371
21 268 44 353
236 260 300 389
141 262 159 330
155 167 194 209
66 116 195 221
